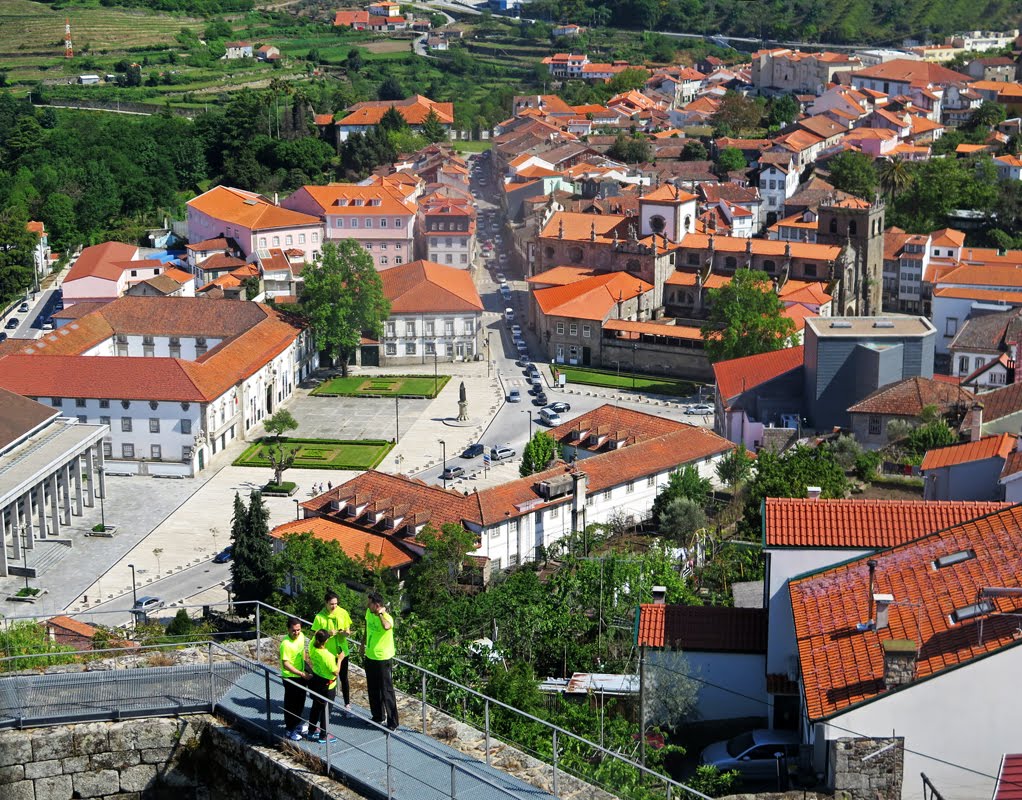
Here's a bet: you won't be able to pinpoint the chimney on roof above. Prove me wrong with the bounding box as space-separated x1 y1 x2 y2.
970 402 984 443
867 558 878 624
806 485 822 500
874 592 894 630
651 585 667 605
273 192 279 206
881 639 917 691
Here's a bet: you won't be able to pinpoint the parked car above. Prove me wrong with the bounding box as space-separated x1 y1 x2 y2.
685 403 714 415
5 318 18 330
527 365 541 380
500 286 511 301
490 445 516 461
544 401 571 414
532 392 548 406
496 273 507 284
516 355 530 368
0 332 6 342
504 307 515 322
41 318 54 330
539 407 562 426
441 465 465 480
528 383 543 395
18 301 29 313
213 546 233 564
699 729 800 782
461 443 485 459
132 596 164 615
515 341 528 355
507 389 521 403
510 324 522 338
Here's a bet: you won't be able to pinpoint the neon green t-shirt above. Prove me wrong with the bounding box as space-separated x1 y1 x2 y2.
279 632 306 679
365 608 395 661
308 645 338 690
311 606 352 656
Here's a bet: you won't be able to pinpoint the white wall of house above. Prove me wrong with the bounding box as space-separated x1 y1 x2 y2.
817 643 1022 800
766 547 871 675
759 166 799 217
381 312 481 362
186 206 323 262
425 234 474 268
932 297 1022 355
665 650 768 720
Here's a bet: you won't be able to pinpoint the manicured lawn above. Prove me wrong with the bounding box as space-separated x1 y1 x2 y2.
234 438 393 471
312 374 451 398
552 365 697 397
453 140 493 153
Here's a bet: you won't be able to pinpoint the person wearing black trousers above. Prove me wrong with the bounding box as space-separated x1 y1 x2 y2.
364 591 398 730
279 617 309 740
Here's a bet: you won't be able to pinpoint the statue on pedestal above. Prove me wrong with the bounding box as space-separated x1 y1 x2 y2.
457 381 469 422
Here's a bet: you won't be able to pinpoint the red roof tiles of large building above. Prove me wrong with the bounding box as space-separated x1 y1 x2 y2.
269 517 416 570
713 346 805 405
545 403 686 447
763 497 1010 549
380 260 483 314
337 95 454 127
920 433 1017 471
851 58 970 86
187 186 321 231
846 376 974 416
65 241 140 283
533 272 653 321
636 604 767 652
791 503 1022 721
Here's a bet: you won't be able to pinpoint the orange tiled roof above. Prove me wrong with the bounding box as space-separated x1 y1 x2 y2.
26 221 45 237
791 503 1022 721
664 272 731 289
680 233 841 260
920 433 1017 471
533 272 653 321
380 260 483 314
545 404 685 447
764 497 1009 548
527 266 602 286
603 319 702 340
269 517 416 570
65 241 139 283
713 345 805 404
641 184 697 203
188 186 321 231
337 95 454 127
851 58 969 85
46 615 99 638
847 376 974 416
185 236 230 252
288 183 416 216
636 604 767 652
539 211 629 242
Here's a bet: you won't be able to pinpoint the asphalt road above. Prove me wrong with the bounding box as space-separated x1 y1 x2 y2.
1 285 61 341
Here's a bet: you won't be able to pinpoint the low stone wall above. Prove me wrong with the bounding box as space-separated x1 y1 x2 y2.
829 736 904 800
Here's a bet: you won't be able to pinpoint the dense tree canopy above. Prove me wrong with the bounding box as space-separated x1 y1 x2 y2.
701 270 797 362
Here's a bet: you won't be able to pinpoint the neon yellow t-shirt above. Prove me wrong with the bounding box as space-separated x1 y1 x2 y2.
279 632 306 678
311 606 352 656
308 645 338 690
365 609 395 661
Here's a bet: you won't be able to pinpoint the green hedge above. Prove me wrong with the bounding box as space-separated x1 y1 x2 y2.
234 438 393 471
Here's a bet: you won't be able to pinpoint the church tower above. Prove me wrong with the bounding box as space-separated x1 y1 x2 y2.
639 183 698 243
816 195 885 315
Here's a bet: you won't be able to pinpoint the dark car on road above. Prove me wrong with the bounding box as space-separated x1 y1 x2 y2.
544 401 571 414
532 392 548 406
213 546 233 564
461 443 485 458
5 318 18 330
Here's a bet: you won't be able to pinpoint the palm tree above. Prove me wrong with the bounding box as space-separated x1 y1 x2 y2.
877 157 911 200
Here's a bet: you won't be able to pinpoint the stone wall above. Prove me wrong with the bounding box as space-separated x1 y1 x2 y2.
829 736 904 800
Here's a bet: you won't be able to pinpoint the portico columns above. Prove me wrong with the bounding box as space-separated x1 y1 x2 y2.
0 508 8 577
84 448 95 508
49 474 60 538
59 463 72 526
11 501 20 561
72 455 83 516
96 444 106 501
21 493 33 550
35 483 47 540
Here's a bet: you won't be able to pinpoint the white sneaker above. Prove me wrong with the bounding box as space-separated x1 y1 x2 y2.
300 723 309 735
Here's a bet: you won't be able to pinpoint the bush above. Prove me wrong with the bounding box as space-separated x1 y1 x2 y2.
263 481 297 493
166 609 193 637
854 450 882 481
829 434 862 470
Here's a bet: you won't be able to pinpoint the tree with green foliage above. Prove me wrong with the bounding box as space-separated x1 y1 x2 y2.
651 464 711 522
607 132 652 164
749 445 848 509
715 146 746 175
230 492 275 608
606 67 650 94
681 139 708 161
688 765 741 798
905 420 957 460
166 609 194 638
711 91 763 135
966 101 1007 132
657 496 706 544
407 522 477 607
767 94 799 127
0 207 37 303
420 108 447 143
299 240 390 376
828 150 878 199
876 157 912 200
521 431 557 477
715 444 754 488
263 409 298 487
345 48 364 72
272 531 384 616
379 106 408 133
701 269 797 362
378 77 406 101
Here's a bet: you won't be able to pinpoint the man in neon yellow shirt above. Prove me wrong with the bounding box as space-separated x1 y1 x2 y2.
279 616 310 740
311 591 353 712
364 591 398 730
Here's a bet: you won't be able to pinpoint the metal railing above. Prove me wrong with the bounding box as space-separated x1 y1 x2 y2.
0 600 712 800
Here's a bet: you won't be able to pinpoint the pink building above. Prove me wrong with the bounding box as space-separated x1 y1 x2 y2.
186 186 323 263
282 179 417 271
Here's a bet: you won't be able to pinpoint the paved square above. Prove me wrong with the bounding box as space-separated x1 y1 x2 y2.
285 391 432 442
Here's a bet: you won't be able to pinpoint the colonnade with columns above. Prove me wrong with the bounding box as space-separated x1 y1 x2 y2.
0 441 105 577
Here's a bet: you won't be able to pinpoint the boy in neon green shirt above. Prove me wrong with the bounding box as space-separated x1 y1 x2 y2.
364 591 398 730
279 617 309 740
307 629 342 743
311 590 353 711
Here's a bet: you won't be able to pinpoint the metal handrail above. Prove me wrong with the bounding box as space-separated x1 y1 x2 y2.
1 600 713 799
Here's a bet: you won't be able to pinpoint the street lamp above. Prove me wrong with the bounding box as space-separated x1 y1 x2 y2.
524 409 533 440
439 439 447 488
433 349 439 396
98 466 106 532
632 343 638 389
293 498 300 520
21 524 30 591
127 563 137 608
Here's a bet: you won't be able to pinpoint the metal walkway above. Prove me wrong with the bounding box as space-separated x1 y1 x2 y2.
0 652 556 800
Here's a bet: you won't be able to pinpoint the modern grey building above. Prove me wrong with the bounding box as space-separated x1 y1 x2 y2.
804 316 936 429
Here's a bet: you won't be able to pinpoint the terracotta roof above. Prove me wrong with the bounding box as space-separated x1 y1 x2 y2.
286 183 416 216
187 186 321 231
380 260 483 314
533 272 652 321
545 404 685 447
52 302 106 321
200 253 248 273
713 346 805 404
851 59 970 85
337 95 454 127
46 615 99 638
791 503 1022 721
527 266 601 286
994 755 1022 800
26 220 45 237
679 232 841 260
949 309 1022 354
847 376 974 416
539 211 629 242
185 236 230 252
920 433 1017 471
641 184 697 203
603 319 702 340
636 604 767 653
763 497 1009 549
65 241 139 283
269 517 416 570
975 381 1022 424
933 286 1022 304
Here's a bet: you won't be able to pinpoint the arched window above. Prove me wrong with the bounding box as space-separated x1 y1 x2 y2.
544 246 555 259
568 246 584 263
725 256 737 269
829 218 838 234
649 215 666 235
849 220 857 236
763 259 776 273
684 215 692 232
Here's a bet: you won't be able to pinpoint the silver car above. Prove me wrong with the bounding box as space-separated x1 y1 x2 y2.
699 729 799 781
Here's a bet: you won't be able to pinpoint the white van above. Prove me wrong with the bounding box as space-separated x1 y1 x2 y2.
539 407 562 426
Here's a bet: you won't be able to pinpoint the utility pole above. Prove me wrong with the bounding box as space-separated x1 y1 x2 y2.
638 643 647 768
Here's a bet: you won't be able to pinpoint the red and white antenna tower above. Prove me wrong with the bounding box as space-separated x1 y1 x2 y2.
64 18 73 59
